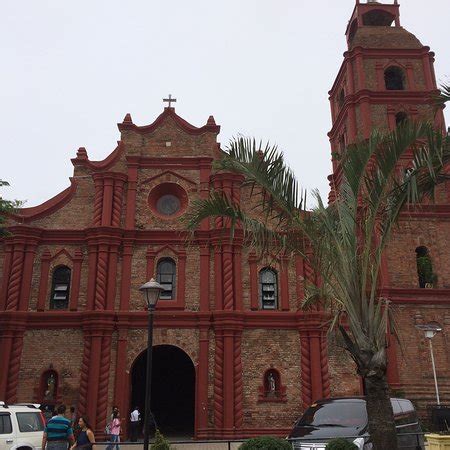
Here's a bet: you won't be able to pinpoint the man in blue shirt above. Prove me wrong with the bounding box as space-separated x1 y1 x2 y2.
42 404 75 450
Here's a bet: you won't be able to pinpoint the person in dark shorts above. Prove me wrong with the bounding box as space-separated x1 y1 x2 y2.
71 416 95 450
42 404 75 450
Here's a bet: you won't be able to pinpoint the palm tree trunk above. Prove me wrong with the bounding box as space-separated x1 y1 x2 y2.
365 374 398 450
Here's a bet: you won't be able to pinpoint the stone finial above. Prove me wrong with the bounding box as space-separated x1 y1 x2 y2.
122 113 133 124
76 147 88 160
206 115 216 126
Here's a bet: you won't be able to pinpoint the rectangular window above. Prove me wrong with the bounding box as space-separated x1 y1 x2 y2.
0 414 12 434
16 412 45 432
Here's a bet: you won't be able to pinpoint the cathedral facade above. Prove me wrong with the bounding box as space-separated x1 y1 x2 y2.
0 0 449 439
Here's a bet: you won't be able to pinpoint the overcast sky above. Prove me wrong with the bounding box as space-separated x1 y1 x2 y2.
1 0 449 208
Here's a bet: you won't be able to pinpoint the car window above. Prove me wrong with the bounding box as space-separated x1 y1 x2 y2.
391 400 402 415
16 412 45 432
399 400 415 415
298 401 367 428
0 414 13 434
394 400 418 427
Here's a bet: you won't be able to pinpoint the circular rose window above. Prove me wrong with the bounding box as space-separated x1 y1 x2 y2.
148 183 188 218
156 194 181 215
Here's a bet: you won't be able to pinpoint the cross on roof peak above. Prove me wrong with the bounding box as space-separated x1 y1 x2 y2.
163 94 177 108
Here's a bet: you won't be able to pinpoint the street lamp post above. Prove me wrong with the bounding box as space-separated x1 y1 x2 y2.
416 322 442 405
139 278 164 450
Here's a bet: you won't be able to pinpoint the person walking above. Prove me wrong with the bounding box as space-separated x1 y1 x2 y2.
106 409 121 450
42 404 75 450
129 406 140 442
71 416 95 450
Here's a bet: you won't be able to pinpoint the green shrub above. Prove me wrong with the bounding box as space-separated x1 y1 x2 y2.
325 438 358 450
150 429 173 450
239 436 292 450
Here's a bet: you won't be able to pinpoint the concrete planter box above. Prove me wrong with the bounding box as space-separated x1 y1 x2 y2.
426 434 450 449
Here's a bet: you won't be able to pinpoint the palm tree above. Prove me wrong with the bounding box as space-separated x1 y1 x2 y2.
185 103 450 448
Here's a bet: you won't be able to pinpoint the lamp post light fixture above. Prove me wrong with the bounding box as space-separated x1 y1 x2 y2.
139 278 164 450
416 322 442 405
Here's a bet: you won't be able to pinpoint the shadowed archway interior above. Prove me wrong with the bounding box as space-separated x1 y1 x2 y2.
131 344 195 437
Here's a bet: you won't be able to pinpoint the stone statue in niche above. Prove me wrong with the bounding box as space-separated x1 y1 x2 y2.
266 371 278 397
44 373 56 400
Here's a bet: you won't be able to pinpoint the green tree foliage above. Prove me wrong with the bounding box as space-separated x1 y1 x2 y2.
239 436 292 450
150 429 173 450
325 438 358 450
0 180 22 237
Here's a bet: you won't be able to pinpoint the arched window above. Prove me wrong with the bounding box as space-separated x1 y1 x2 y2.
362 10 395 26
259 268 278 310
50 266 71 310
395 112 408 126
156 258 176 300
415 246 436 288
384 66 405 90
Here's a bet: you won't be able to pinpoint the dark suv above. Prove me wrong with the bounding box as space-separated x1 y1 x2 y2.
288 397 424 449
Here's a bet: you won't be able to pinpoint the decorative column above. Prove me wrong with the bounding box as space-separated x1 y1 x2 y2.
18 242 37 311
120 242 133 310
0 244 13 311
233 331 244 429
199 244 210 312
93 176 104 226
213 330 224 430
146 247 156 280
249 253 258 310
77 331 92 417
125 162 138 229
114 328 130 422
5 244 25 311
222 328 235 433
111 176 126 227
86 243 98 310
101 177 114 226
299 324 330 408
37 249 52 311
280 256 290 311
94 244 109 310
0 317 27 404
214 245 223 310
69 249 84 311
177 250 187 305
106 243 119 310
195 327 210 438
233 245 243 311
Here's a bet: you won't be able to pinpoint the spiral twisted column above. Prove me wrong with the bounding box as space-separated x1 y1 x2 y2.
233 333 244 429
96 334 112 434
78 333 92 416
94 246 109 310
300 333 312 407
213 333 224 429
222 245 234 311
5 246 25 311
92 176 104 226
0 244 13 311
320 333 331 398
111 179 124 227
5 332 24 404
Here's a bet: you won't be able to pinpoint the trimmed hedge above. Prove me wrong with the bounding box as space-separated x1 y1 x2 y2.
239 436 292 449
325 438 358 450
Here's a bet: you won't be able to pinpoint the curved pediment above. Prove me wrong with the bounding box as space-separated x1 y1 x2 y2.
117 107 220 136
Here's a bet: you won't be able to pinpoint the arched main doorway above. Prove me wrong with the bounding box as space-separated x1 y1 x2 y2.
131 345 195 437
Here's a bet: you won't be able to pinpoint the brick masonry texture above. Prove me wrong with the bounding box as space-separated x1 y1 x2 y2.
1 2 449 438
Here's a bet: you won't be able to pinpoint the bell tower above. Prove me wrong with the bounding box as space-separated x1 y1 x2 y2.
327 0 445 197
